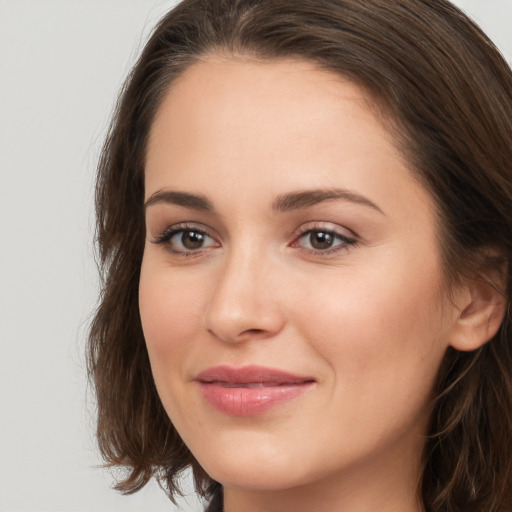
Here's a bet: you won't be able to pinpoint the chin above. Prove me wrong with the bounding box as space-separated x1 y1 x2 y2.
189 433 329 492
205 461 313 492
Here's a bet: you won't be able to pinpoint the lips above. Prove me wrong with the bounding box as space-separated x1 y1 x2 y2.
195 365 315 416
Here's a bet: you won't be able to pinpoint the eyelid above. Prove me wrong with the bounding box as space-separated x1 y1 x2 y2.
290 222 358 254
151 222 220 255
292 221 357 240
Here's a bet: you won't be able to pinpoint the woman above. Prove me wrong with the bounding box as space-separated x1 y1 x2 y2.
87 0 512 511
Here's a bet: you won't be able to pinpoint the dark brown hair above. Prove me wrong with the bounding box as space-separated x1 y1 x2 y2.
87 1 512 510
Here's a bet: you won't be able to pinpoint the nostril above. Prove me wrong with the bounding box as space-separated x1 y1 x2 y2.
207 326 273 344
238 328 268 338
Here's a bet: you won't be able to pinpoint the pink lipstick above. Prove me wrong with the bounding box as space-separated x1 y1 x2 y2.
195 365 315 416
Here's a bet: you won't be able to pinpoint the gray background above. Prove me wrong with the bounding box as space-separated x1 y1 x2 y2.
1 1 511 511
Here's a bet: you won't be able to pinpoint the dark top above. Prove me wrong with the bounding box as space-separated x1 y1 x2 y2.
204 486 223 512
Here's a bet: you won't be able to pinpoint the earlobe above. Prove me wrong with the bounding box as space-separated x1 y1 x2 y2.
449 274 507 352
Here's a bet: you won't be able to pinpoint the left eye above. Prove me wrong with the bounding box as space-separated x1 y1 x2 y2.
295 229 354 251
173 230 211 250
155 228 217 253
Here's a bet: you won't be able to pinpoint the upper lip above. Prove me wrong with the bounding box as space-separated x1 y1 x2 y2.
195 365 315 386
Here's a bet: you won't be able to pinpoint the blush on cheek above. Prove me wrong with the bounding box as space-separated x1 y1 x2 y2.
142 314 189 366
139 271 198 359
311 266 445 377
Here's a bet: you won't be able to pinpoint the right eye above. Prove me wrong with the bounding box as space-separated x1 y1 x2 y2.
153 225 219 255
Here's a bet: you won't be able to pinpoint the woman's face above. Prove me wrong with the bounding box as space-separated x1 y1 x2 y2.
140 57 460 498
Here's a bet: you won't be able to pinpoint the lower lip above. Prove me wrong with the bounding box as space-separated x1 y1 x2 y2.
199 382 314 416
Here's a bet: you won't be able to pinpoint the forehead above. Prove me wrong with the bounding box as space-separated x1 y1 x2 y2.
148 58 399 174
149 55 387 156
148 55 382 142
144 55 432 226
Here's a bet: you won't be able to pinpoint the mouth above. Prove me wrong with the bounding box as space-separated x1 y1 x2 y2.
195 365 316 416
207 381 301 388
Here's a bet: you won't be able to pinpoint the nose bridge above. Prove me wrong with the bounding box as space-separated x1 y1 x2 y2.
203 239 284 343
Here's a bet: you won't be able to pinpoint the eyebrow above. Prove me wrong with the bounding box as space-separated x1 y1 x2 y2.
144 190 213 211
272 188 385 214
144 187 384 215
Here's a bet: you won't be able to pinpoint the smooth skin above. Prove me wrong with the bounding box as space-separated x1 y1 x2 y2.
139 56 504 512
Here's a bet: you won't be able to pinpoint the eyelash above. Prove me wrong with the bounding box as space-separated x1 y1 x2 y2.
291 226 357 256
152 223 217 257
152 222 357 257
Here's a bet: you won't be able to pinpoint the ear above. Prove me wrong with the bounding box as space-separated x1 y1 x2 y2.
448 271 507 352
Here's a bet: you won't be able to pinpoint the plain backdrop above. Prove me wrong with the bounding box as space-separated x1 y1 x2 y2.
1 1 511 511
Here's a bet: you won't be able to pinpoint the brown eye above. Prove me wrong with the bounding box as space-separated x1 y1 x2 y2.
294 228 356 253
180 230 206 250
309 231 335 250
153 226 218 254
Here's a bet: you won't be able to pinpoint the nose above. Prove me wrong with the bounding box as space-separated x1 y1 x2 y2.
203 248 286 344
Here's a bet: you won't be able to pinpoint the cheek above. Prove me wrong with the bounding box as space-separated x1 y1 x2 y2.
138 256 204 373
138 255 213 432
294 257 448 412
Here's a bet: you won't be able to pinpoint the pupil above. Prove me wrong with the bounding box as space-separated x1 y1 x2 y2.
182 231 204 250
310 231 333 250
